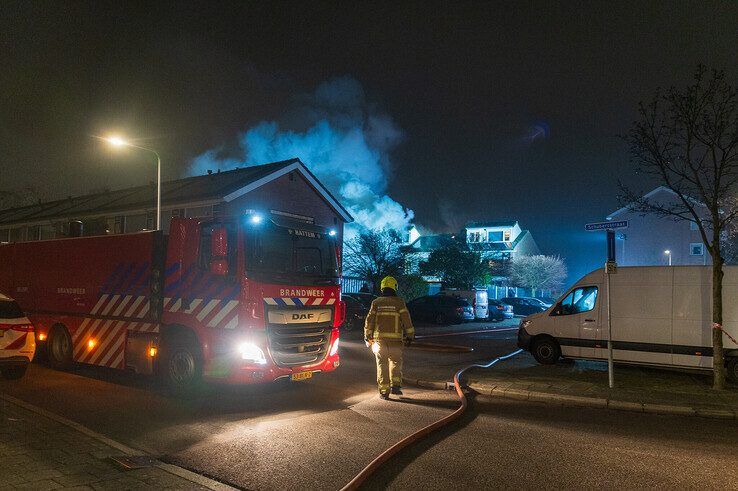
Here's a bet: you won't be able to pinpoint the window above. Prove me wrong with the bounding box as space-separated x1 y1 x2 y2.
488 231 503 242
0 229 9 243
690 243 704 256
690 221 699 231
9 228 24 242
503 230 511 241
186 206 213 218
552 286 598 316
125 214 147 232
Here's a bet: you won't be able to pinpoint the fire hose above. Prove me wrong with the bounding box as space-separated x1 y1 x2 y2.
340 348 523 491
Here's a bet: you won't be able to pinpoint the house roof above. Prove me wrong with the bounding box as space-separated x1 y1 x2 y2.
465 220 518 229
0 159 353 226
607 186 705 219
406 234 459 253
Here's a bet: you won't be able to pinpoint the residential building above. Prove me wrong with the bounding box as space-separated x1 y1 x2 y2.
605 186 709 266
0 159 352 243
464 220 540 260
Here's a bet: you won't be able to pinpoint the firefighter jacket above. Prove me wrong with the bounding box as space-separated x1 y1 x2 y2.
364 295 415 342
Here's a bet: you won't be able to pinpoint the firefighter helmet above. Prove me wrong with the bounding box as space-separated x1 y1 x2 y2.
380 276 398 292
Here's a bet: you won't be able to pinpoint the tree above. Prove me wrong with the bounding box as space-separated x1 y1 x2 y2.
621 66 738 389
509 255 567 296
420 245 489 288
342 229 406 292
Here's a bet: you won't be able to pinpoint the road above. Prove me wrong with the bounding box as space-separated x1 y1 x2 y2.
2 320 737 490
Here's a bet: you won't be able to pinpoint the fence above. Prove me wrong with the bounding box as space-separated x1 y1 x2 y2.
487 285 556 301
341 276 369 294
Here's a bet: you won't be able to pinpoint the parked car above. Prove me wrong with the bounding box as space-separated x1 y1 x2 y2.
488 299 514 321
525 297 553 309
501 297 547 316
0 293 35 380
517 266 738 382
408 295 475 325
342 293 377 331
437 288 488 319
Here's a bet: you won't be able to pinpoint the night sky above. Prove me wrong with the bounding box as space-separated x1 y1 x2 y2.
2 1 737 283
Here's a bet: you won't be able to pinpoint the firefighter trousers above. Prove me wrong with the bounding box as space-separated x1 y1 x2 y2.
374 340 403 394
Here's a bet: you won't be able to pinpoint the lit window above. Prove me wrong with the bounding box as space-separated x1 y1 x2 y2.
488 231 503 242
503 230 511 241
690 243 704 256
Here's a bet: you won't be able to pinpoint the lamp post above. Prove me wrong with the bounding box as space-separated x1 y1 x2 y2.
664 249 672 266
99 136 162 231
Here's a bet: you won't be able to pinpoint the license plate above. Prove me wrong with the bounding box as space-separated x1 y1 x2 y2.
291 371 313 382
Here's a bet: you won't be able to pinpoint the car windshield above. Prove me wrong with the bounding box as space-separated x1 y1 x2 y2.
246 222 339 281
0 299 23 319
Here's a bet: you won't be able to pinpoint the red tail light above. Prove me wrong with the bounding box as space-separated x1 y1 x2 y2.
10 324 34 332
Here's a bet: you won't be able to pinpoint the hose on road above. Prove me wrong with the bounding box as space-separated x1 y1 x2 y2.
340 348 523 491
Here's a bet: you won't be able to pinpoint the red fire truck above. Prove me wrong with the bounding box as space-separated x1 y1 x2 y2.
0 212 345 390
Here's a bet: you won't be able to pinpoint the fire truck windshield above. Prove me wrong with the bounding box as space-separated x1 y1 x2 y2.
246 222 339 283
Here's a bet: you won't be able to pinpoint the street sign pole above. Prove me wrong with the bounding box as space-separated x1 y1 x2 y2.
587 222 626 390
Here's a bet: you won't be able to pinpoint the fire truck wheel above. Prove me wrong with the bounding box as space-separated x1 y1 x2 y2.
48 325 73 369
160 340 202 392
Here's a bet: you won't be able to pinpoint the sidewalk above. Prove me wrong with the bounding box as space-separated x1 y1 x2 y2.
408 351 738 420
0 395 231 490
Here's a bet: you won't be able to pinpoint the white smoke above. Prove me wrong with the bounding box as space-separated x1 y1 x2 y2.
190 76 414 235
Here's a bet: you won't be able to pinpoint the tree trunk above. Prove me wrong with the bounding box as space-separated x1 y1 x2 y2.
712 255 725 390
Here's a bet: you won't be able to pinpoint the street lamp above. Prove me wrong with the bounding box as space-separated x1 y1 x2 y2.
664 249 672 266
98 135 162 231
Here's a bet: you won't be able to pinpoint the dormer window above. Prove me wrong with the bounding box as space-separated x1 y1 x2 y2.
488 231 503 242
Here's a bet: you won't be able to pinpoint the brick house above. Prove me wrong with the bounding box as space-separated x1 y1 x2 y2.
0 159 352 243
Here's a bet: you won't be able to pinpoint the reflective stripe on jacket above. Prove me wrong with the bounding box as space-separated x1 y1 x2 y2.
364 295 415 341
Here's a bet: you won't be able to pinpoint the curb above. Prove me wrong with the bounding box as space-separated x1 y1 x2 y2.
405 378 737 420
0 393 237 491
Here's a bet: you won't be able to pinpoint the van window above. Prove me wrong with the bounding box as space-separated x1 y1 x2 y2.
553 286 598 316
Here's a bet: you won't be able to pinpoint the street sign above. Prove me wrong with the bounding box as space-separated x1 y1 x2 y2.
585 220 628 231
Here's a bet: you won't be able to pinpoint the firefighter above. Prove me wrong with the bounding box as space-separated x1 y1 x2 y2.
364 276 415 399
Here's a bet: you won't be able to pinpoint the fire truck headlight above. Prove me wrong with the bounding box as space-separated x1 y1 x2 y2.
329 338 339 356
238 343 267 364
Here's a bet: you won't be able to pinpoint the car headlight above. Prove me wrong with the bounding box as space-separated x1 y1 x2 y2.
329 338 339 357
238 343 267 364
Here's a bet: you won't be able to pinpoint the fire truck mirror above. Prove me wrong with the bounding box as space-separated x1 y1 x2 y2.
210 227 229 276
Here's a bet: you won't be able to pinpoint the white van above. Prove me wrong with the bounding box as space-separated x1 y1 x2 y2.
438 289 488 320
517 266 738 382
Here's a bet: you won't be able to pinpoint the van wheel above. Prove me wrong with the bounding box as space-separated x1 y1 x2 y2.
48 325 73 369
532 337 561 365
727 357 738 383
1 366 27 380
160 338 203 393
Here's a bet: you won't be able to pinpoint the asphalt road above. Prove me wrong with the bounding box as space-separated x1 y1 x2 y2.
2 321 737 490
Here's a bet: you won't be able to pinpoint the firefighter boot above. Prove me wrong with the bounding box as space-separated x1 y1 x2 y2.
390 386 403 395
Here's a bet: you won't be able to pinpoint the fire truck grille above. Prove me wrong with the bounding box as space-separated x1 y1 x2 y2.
267 323 332 367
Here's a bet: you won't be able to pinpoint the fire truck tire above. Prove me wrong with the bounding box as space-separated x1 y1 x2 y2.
47 325 73 369
160 337 203 392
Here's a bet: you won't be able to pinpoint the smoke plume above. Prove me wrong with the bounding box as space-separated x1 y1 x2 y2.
190 76 413 234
